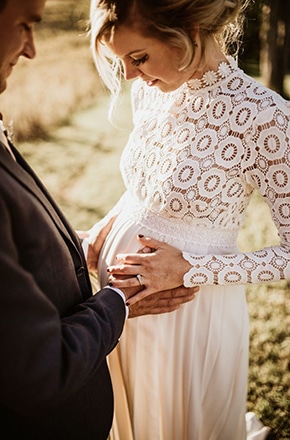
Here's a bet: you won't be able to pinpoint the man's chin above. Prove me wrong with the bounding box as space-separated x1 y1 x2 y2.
0 79 8 94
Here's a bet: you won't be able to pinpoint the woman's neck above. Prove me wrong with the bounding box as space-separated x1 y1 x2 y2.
189 37 228 80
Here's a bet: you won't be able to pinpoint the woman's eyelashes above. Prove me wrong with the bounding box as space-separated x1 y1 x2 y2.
131 54 149 67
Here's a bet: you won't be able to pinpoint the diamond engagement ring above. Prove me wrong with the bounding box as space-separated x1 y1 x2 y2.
136 274 143 286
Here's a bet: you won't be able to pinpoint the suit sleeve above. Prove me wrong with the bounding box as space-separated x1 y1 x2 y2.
0 194 126 413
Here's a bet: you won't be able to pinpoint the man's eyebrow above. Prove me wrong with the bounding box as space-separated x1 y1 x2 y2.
29 14 43 23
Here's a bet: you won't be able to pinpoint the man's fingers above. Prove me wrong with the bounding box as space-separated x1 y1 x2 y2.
127 286 199 318
128 304 179 318
170 285 200 297
126 285 199 306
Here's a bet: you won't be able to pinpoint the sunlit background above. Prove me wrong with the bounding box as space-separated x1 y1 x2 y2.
0 1 289 438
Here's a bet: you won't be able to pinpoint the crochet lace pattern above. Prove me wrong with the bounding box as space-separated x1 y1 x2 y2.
119 58 290 286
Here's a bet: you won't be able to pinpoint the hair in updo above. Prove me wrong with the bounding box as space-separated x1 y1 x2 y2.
90 0 250 113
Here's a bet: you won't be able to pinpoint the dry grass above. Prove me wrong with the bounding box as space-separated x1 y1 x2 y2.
238 194 290 439
0 32 102 141
1 0 101 142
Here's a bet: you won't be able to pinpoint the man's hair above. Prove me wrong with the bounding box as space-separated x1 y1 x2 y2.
0 0 8 13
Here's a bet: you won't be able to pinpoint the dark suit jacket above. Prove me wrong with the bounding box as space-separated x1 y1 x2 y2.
0 141 126 439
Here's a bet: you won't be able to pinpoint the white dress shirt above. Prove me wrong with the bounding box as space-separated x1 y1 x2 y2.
0 118 15 160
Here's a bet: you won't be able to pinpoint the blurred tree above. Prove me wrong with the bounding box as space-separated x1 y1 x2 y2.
242 0 290 97
259 0 290 97
240 0 261 75
41 0 89 32
42 1 290 97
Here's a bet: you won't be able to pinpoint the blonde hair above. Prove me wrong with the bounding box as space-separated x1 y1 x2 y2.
90 0 250 114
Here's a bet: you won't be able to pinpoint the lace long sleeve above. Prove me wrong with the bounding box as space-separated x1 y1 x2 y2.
183 92 290 287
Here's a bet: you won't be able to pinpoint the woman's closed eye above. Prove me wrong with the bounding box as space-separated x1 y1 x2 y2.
131 54 149 67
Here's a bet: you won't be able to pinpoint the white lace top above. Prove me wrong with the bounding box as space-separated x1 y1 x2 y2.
112 58 290 287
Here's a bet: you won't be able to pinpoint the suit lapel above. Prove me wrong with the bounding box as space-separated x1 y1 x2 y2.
0 141 81 254
0 141 93 300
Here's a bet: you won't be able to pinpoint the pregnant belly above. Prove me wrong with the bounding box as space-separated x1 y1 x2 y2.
97 215 145 288
97 204 238 288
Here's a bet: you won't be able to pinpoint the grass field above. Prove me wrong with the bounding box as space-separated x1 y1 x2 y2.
1 0 98 142
1 1 289 438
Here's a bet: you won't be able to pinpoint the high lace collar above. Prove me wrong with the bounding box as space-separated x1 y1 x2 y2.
185 57 238 91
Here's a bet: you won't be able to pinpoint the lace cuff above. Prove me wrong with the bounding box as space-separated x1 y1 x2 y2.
183 245 290 287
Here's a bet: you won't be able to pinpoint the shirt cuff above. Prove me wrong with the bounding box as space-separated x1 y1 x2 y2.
104 285 129 319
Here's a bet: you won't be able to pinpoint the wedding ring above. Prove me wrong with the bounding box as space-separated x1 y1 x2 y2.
136 274 143 286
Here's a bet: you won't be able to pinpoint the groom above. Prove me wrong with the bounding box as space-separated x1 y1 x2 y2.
0 1 198 439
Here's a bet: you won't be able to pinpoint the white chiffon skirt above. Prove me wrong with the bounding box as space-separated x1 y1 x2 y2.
97 203 269 440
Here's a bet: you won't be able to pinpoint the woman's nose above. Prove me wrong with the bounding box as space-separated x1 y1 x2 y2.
122 61 140 81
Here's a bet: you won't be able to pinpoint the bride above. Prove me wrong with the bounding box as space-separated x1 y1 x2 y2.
84 0 289 438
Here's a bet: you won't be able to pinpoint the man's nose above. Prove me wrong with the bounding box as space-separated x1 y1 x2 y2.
23 33 36 60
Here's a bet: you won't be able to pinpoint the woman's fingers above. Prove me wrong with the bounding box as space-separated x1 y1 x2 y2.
114 235 170 264
107 234 192 294
108 274 142 288
136 234 164 250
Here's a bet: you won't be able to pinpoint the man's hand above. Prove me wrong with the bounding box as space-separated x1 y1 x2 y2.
77 216 117 272
128 285 199 318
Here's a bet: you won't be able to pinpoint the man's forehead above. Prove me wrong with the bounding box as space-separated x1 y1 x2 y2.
6 0 46 19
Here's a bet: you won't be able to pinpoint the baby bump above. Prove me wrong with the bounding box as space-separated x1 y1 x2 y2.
97 203 239 287
97 214 147 288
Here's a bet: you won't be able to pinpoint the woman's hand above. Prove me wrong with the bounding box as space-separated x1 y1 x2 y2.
107 234 192 305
